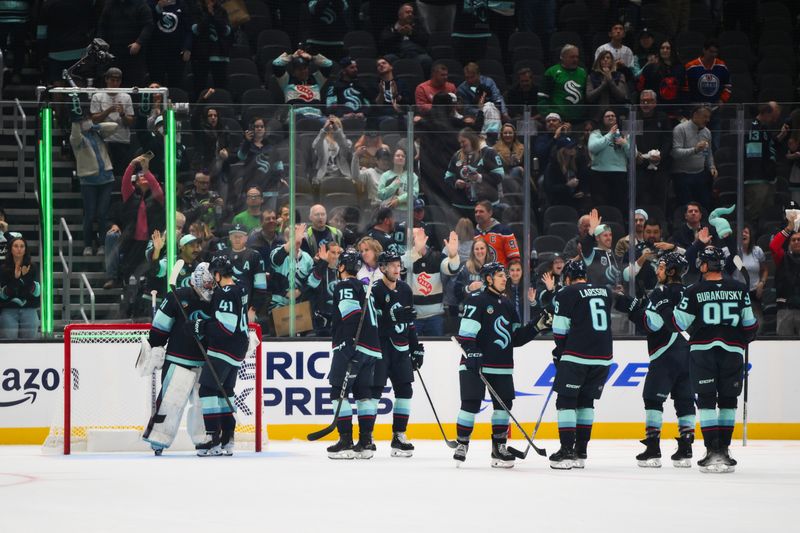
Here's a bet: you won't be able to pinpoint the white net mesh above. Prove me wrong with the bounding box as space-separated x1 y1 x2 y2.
43 325 262 453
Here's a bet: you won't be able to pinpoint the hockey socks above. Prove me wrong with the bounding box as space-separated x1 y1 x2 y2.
645 409 663 439
678 414 696 438
335 398 354 437
392 398 412 433
356 399 378 438
456 409 477 440
698 408 719 448
557 409 577 449
718 408 736 448
490 409 510 437
576 407 594 446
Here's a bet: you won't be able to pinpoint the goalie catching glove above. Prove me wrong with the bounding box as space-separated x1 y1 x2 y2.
135 338 165 377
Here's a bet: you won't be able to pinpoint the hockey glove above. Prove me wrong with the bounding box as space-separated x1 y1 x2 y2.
390 305 417 324
613 293 639 314
532 310 554 333
464 349 483 373
184 318 207 338
411 343 425 370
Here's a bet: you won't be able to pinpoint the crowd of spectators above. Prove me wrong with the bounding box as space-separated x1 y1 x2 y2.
4 0 799 338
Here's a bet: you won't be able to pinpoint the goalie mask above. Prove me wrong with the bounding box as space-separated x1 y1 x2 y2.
191 262 214 301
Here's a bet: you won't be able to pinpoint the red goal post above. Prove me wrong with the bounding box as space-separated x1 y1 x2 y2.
44 323 263 454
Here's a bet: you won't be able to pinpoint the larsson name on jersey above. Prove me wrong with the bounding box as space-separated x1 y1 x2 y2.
579 288 608 298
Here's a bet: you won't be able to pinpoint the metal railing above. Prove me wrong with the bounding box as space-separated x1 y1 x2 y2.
58 217 73 323
78 273 95 323
13 98 26 194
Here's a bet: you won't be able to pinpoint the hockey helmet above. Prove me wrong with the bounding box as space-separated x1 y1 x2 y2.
209 256 234 278
339 247 363 275
562 259 587 281
480 261 506 283
191 262 215 301
378 250 401 266
697 246 725 272
659 252 688 278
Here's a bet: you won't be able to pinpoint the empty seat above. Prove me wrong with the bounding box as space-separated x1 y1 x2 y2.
543 205 578 231
547 221 578 243
533 234 566 254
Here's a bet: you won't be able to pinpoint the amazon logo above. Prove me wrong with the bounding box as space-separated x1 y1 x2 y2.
0 368 61 407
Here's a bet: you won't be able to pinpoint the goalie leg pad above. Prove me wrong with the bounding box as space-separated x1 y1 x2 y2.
142 364 198 449
186 372 206 445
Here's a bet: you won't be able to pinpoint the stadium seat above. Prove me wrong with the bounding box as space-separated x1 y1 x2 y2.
543 205 578 231
595 205 623 224
557 2 589 35
344 31 377 51
719 30 751 49
757 56 796 77
227 73 262 103
229 58 260 77
547 221 578 243
757 74 795 103
325 192 359 209
477 59 507 92
320 177 358 196
508 32 542 54
533 234 566 254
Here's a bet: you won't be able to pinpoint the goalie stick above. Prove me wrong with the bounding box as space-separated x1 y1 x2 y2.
168 259 237 417
732 254 751 446
415 368 458 449
307 269 378 441
450 337 547 458
149 289 159 419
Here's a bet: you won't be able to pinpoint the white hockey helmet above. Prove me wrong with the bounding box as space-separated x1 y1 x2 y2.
191 262 215 301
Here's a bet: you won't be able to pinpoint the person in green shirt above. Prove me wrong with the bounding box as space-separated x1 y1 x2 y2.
538 44 588 123
231 186 263 232
377 147 420 209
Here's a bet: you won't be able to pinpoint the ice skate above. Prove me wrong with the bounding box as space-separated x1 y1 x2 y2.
390 432 414 458
327 435 356 460
573 441 588 469
490 439 515 469
670 434 693 468
636 437 662 468
221 430 235 456
698 448 728 473
453 440 469 467
549 447 575 470
353 435 376 459
196 433 222 456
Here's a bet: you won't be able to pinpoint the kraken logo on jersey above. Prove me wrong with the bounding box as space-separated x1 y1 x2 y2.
343 88 363 111
564 80 583 104
255 154 271 175
493 315 511 349
320 6 336 24
158 12 178 33
189 309 211 322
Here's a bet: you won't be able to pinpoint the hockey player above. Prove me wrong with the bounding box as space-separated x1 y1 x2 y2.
454 262 552 468
673 246 758 473
326 248 383 460
188 256 250 456
616 252 695 467
371 250 424 457
140 262 214 454
549 259 613 470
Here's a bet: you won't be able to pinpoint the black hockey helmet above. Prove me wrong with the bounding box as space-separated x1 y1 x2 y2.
562 259 587 281
659 251 689 278
378 250 401 266
480 261 506 283
339 247 363 275
209 256 234 278
697 246 725 272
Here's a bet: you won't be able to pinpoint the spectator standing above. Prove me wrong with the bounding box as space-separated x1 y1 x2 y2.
585 50 629 123
594 23 634 80
453 237 487 304
306 0 349 61
504 67 539 121
181 169 223 229
190 101 230 174
505 259 536 321
444 127 504 217
635 90 671 210
580 208 622 290
414 63 456 117
543 135 584 210
668 201 716 251
103 155 165 289
533 112 568 177
356 147 392 209
311 116 357 187
305 241 342 336
473 200 520 267
97 0 153 87
353 131 390 170
683 40 731 107
35 0 94 84
744 102 789 223
631 28 658 78
147 0 192 87
69 99 117 256
770 211 800 336
189 0 231 100
615 208 649 257
736 224 768 331
538 45 587 124
0 236 40 339
231 187 264 232
302 204 343 257
636 40 684 120
621 219 663 298
671 105 717 212
270 224 314 310
237 116 286 212
272 48 333 121
377 147 419 209
366 207 397 254
325 57 371 118
588 109 630 219
406 227 461 335
247 209 284 264
90 68 136 181
356 235 382 284
415 0 455 34
451 0 490 64
380 3 431 74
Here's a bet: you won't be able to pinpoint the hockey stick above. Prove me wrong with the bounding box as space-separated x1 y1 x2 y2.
149 289 159 417
415 368 458 448
450 337 547 457
168 261 237 417
307 270 378 441
512 385 555 459
732 255 750 446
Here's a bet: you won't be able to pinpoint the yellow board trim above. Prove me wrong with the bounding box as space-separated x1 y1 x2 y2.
4 423 799 445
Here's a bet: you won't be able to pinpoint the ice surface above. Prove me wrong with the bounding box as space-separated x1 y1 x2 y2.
1 440 798 532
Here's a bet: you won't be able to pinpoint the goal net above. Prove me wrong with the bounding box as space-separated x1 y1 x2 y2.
43 323 264 454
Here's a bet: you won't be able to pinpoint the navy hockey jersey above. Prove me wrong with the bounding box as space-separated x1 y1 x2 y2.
372 278 419 353
149 286 212 367
206 284 250 367
212 247 267 310
331 277 382 359
628 282 688 361
552 282 614 365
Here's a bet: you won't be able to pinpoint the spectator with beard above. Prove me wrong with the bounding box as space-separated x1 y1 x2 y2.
504 67 539 121
374 56 413 124
181 169 224 230
273 47 333 122
324 57 371 119
379 3 431 75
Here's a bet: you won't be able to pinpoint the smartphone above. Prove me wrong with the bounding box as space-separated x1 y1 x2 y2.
142 151 156 161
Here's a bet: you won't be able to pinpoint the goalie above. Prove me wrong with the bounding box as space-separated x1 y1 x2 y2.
138 262 214 455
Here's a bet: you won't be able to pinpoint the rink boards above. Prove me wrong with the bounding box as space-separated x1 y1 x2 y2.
1 339 799 444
